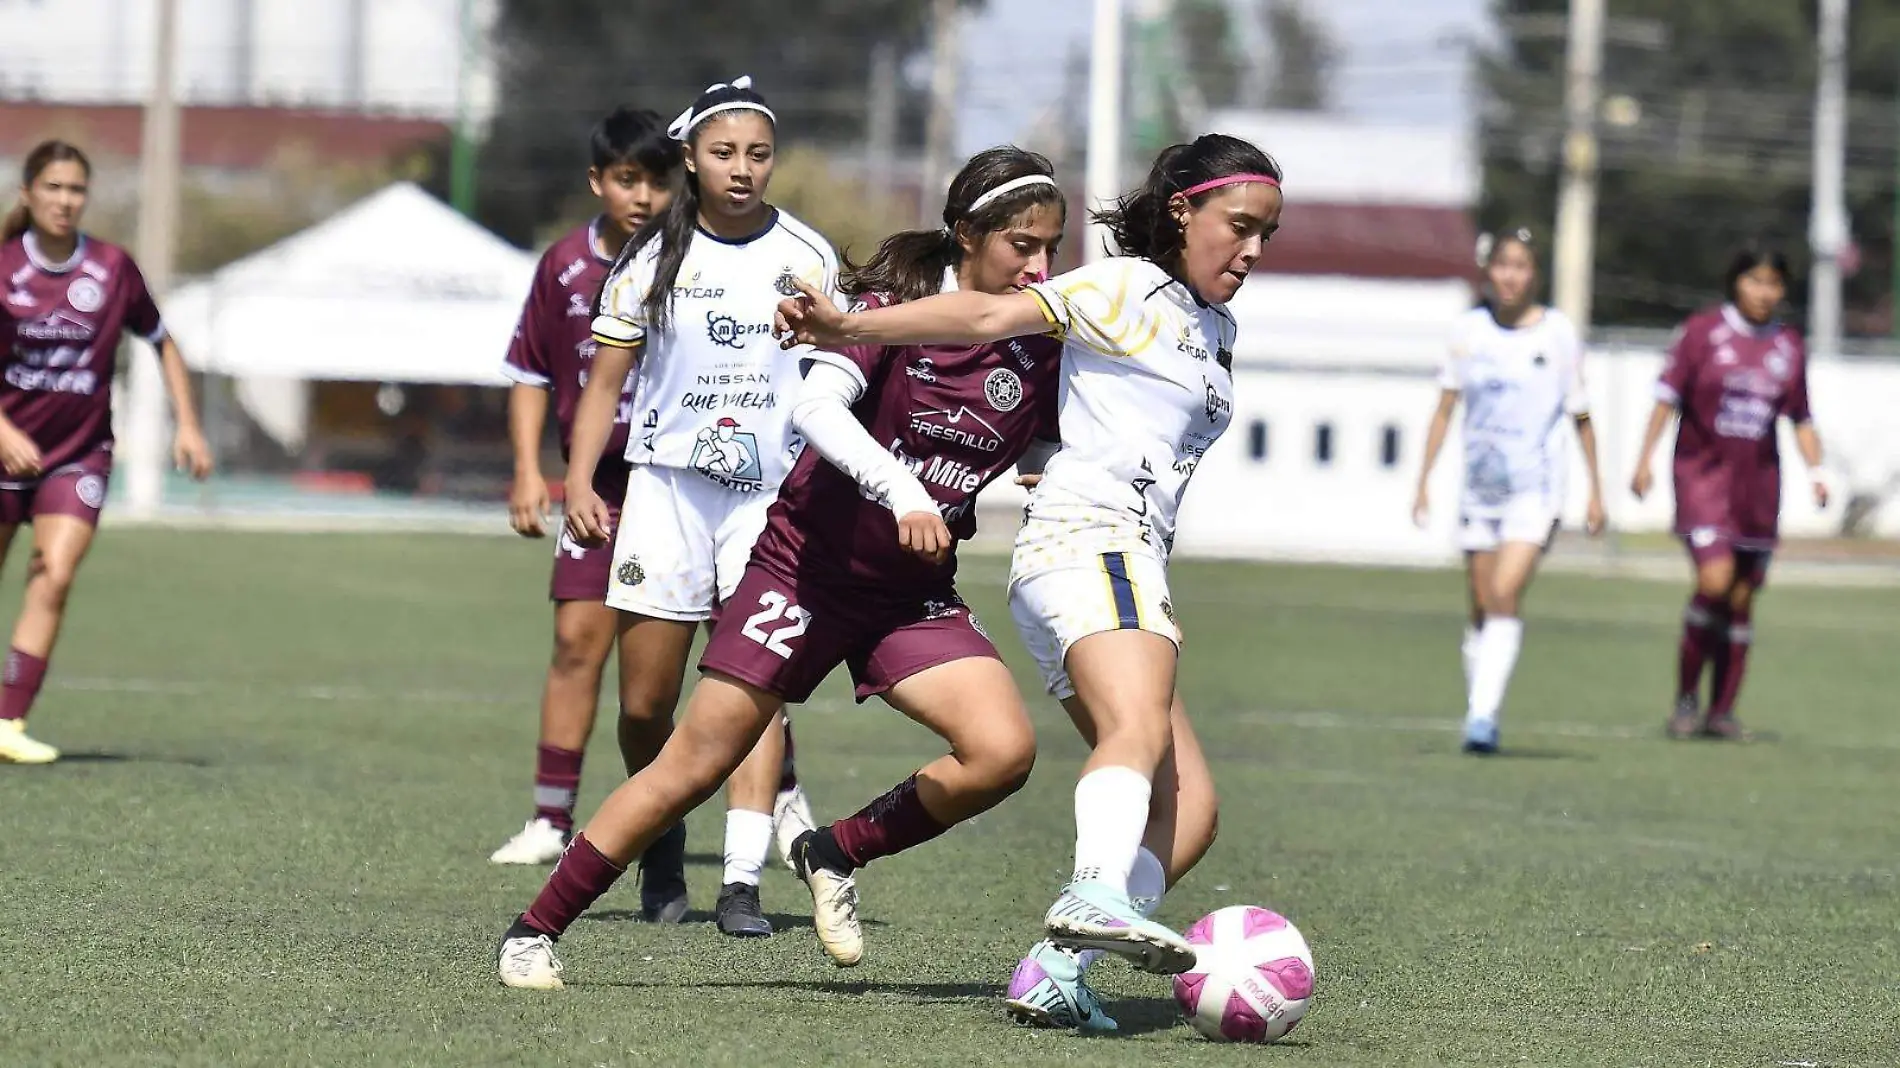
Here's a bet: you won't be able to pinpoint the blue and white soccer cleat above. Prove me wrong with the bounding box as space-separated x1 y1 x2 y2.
1044 880 1196 975
1005 940 1118 1033
1461 718 1499 755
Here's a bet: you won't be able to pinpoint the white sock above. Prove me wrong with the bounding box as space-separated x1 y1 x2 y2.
1461 625 1481 698
1466 617 1524 725
1069 766 1152 896
1077 845 1166 968
721 808 774 887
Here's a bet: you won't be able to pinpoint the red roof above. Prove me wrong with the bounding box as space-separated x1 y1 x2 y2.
0 102 447 171
1256 203 1479 281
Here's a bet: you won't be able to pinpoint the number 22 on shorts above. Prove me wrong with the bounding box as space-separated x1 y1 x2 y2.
741 590 811 660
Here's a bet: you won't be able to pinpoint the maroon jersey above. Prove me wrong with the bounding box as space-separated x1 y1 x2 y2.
1658 304 1813 546
502 218 635 503
750 291 1061 597
0 233 162 474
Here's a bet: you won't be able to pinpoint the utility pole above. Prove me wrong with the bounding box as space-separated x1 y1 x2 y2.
1550 0 1605 335
921 0 962 226
1810 0 1849 355
1085 0 1126 263
866 41 898 206
126 0 182 519
450 0 478 215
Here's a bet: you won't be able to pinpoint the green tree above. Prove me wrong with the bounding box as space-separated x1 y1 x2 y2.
473 0 955 246
1261 0 1338 111
1480 0 1900 331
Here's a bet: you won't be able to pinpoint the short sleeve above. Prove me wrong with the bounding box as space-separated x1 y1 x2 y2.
1027 259 1151 358
501 255 556 388
590 246 653 349
1557 314 1590 415
803 292 892 390
1782 335 1813 424
121 256 165 344
1657 320 1698 405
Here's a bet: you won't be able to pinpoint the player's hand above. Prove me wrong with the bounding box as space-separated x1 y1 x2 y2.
775 277 850 350
1811 474 1830 509
896 509 952 565
1630 464 1653 501
509 472 551 538
1585 493 1607 537
0 423 44 478
563 482 614 546
1410 487 1430 529
172 424 214 481
1015 473 1043 489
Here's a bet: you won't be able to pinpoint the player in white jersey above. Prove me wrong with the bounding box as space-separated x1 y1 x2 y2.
559 77 836 940
777 134 1284 1025
1412 229 1605 754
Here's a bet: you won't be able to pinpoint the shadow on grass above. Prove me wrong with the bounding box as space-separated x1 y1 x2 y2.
579 908 888 931
39 750 213 767
585 976 1001 1002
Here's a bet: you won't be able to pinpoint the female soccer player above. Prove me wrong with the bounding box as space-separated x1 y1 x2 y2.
0 140 212 765
776 135 1281 1029
1631 245 1825 741
494 146 1068 991
552 77 830 938
1411 229 1606 754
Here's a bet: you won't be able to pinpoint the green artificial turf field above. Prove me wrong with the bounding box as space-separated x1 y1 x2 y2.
2 530 1895 1066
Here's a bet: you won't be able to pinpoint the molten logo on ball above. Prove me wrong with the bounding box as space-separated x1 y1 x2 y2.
1172 906 1314 1043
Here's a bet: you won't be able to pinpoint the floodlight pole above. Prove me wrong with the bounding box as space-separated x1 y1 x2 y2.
127 0 182 518
1550 0 1605 336
1085 0 1126 264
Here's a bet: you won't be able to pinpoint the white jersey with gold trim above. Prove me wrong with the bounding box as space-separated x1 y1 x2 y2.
1016 256 1238 564
591 208 840 493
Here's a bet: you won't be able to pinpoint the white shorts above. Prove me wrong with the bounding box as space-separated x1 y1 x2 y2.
1008 549 1181 701
606 464 774 622
1459 494 1559 553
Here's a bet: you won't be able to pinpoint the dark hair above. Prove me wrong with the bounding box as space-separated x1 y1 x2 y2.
1723 243 1792 302
589 107 680 177
601 82 775 337
1480 226 1536 268
4 139 92 244
1093 133 1280 271
841 146 1065 302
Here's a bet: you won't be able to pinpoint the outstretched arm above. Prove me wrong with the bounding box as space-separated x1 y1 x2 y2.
777 278 1047 350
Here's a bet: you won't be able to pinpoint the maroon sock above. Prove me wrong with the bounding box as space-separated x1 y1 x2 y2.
1708 608 1754 718
522 832 625 937
1 648 48 722
533 744 584 832
777 715 799 794
828 774 951 870
1675 595 1724 701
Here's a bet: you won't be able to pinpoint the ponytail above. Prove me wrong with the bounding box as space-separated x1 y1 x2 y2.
5 139 92 245
1094 133 1279 270
842 145 1064 302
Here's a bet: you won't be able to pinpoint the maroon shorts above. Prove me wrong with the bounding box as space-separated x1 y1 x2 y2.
549 506 619 602
1681 529 1772 588
699 558 1001 704
0 448 111 527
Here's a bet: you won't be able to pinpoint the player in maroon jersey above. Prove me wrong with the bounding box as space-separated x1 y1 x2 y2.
1631 245 1827 740
0 140 212 764
496 147 1066 989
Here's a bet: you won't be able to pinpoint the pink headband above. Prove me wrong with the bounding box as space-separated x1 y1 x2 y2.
1177 173 1281 199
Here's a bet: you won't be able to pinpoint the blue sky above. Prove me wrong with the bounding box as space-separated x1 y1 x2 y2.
957 0 1491 152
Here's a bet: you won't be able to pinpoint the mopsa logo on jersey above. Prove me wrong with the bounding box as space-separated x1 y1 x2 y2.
706 310 772 349
690 417 765 490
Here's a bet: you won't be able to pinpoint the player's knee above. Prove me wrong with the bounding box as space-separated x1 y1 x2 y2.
619 680 682 725
549 631 601 679
28 552 76 603
983 727 1037 795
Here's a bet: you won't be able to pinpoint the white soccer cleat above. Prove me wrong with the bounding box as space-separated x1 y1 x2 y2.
497 931 565 990
488 817 568 865
773 784 817 871
791 832 862 967
0 720 58 764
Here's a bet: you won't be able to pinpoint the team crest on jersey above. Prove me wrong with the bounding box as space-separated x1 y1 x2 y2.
983 368 1023 412
66 276 105 314
75 475 106 510
773 267 801 297
617 555 646 587
1765 352 1790 378
690 417 765 490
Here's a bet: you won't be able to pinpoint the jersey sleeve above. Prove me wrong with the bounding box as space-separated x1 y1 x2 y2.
1026 259 1153 358
501 254 557 387
1657 319 1700 406
590 246 654 349
1437 315 1471 392
121 256 166 344
803 293 893 390
1558 314 1590 415
1782 334 1813 424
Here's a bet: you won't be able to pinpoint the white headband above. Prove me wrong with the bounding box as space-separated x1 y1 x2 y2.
667 75 777 142
967 174 1058 215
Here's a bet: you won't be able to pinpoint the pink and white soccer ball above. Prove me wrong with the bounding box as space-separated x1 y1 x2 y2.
1172 906 1315 1043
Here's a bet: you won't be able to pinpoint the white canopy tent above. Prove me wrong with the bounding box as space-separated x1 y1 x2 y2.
158 182 534 454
